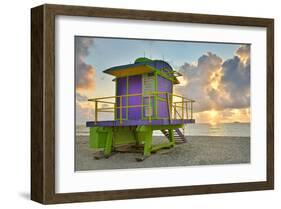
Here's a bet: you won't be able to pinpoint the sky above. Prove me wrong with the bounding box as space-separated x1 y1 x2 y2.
75 36 250 125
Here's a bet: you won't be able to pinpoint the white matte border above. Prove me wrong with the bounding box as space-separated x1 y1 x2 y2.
55 16 267 193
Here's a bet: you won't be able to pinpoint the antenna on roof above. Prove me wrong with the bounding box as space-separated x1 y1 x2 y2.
161 55 165 70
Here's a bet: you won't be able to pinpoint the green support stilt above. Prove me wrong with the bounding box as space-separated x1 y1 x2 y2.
143 129 152 157
104 128 113 158
135 125 153 161
89 124 184 161
168 129 175 147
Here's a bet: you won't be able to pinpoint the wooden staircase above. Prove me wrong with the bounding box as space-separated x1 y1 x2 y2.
161 128 187 144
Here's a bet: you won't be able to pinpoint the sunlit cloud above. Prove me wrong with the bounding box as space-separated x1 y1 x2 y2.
235 45 250 65
209 67 223 90
175 45 250 124
175 46 250 110
76 64 95 97
177 76 188 86
75 37 96 97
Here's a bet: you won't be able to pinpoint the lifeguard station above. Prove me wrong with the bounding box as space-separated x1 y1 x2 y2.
86 57 195 161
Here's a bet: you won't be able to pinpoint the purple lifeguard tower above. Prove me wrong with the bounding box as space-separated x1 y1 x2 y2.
87 57 195 160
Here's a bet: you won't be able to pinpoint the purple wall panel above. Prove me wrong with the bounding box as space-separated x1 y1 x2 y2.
157 75 172 118
116 77 127 119
157 100 169 118
115 74 173 120
158 75 172 93
128 75 142 120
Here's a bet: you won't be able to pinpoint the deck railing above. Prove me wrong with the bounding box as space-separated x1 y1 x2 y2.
88 92 195 124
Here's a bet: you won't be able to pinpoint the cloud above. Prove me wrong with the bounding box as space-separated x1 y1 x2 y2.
175 52 223 111
221 54 250 109
75 92 92 124
75 37 96 96
235 45 250 65
76 92 88 101
75 37 96 124
175 45 250 113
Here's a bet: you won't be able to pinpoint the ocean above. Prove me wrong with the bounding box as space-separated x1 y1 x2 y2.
76 123 250 137
182 123 250 137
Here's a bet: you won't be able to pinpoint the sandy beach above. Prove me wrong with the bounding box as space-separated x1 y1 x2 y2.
75 135 250 171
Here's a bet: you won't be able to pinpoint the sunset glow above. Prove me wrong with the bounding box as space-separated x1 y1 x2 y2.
194 108 250 124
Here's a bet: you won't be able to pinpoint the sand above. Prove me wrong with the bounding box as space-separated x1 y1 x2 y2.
75 135 250 171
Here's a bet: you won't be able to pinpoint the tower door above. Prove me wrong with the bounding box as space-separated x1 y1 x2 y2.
142 73 155 118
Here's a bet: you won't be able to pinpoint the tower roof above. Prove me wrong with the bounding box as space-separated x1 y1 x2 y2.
103 57 181 84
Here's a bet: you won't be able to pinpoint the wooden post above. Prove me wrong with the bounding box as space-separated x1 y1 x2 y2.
191 101 193 119
185 101 188 119
182 97 184 121
114 102 116 120
148 95 151 123
173 104 176 119
120 96 122 124
120 95 123 124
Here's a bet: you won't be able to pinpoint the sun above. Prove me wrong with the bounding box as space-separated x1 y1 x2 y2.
208 109 219 125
